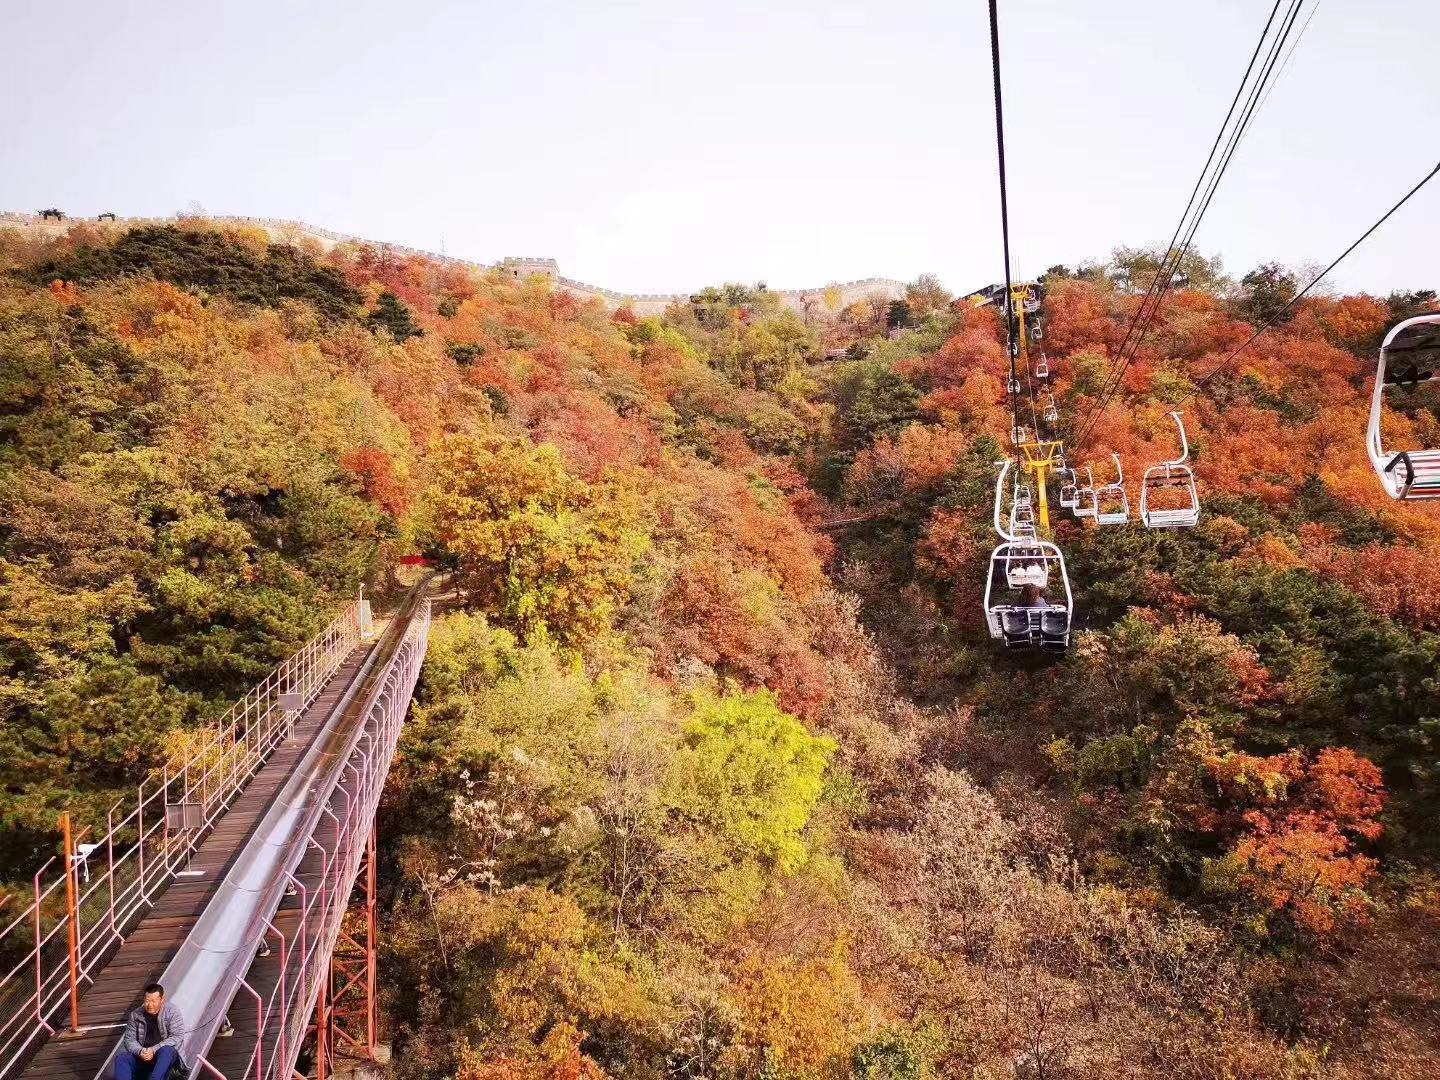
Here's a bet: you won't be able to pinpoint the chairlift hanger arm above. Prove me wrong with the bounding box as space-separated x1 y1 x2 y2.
1367 313 1440 500
993 459 1020 542
1167 411 1191 466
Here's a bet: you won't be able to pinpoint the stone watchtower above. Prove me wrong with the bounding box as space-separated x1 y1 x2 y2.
497 257 559 280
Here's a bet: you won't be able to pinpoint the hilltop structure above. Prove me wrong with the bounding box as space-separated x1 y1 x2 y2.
0 212 907 318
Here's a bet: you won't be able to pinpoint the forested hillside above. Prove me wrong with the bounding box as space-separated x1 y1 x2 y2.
2 221 1437 1078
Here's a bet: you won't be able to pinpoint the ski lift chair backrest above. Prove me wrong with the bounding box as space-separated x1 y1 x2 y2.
1071 466 1097 518
1095 454 1129 525
1140 411 1201 528
1368 314 1440 500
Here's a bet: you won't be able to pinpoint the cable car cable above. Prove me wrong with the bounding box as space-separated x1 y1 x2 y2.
1071 0 1307 449
1072 0 1304 449
1254 0 1322 116
987 0 1023 448
1099 0 1287 383
1073 0 1290 442
1075 0 1305 449
1183 159 1440 400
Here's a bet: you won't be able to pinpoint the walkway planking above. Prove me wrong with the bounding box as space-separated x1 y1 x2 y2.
19 647 373 1080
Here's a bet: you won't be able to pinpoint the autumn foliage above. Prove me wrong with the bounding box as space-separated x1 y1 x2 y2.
4 221 1440 1077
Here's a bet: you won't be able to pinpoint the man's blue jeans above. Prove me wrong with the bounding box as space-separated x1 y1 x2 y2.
115 1045 178 1080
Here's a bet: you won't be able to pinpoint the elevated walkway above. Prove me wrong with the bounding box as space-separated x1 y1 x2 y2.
18 651 368 1080
2 586 431 1080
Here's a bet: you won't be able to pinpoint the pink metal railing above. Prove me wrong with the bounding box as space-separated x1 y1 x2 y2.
209 600 429 1080
0 604 363 1079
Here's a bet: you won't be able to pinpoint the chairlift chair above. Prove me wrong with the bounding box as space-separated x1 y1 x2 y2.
1035 353 1050 379
1042 391 1058 425
1070 466 1098 519
993 460 1036 541
1010 490 1035 532
986 541 1072 649
1058 467 1080 510
1012 424 1031 447
1010 476 1034 521
985 461 1073 649
1367 314 1440 500
1095 454 1129 525
1030 320 1044 342
1140 411 1201 527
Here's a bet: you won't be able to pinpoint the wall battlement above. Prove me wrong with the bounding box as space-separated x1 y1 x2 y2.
0 212 908 316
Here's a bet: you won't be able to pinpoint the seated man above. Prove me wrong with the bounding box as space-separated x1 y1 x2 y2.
117 983 185 1080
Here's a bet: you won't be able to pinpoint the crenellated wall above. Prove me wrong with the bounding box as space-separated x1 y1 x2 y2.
0 212 908 316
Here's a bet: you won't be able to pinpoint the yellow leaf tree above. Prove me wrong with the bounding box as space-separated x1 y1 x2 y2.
426 434 649 648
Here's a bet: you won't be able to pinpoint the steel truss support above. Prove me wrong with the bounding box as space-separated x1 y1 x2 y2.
307 826 378 1078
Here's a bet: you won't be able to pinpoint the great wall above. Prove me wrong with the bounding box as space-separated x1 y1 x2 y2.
0 211 908 317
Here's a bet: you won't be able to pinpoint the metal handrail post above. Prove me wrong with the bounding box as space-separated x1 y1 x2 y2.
31 868 53 1034
262 921 288 1076
236 974 264 1080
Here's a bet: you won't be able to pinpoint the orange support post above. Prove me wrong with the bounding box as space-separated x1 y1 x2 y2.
365 826 377 1058
316 967 329 1080
327 826 380 1065
60 812 81 1032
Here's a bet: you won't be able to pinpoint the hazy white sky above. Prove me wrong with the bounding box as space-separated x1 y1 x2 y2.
3 1 1435 296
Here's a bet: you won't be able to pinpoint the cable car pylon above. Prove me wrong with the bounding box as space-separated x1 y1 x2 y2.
1009 282 1064 536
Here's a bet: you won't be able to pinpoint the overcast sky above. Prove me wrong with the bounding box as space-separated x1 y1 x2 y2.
3 1 1434 296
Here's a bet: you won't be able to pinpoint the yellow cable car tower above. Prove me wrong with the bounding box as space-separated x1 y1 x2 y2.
1011 282 1064 535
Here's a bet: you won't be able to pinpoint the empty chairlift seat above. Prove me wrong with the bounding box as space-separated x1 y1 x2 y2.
1095 454 1130 525
1071 466 1098 519
1057 467 1080 510
1368 314 1440 500
1040 607 1070 649
1000 607 1032 644
1140 411 1201 528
